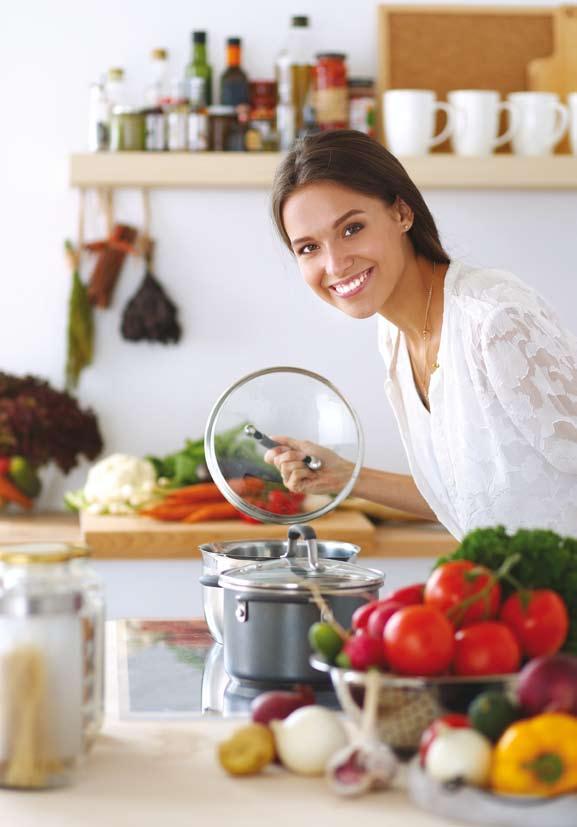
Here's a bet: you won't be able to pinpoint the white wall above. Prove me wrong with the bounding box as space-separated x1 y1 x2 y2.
2 0 576 509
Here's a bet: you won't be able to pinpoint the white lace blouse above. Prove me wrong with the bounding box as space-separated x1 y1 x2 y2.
377 259 577 540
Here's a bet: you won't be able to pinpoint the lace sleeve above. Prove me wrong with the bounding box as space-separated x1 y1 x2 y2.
481 303 577 473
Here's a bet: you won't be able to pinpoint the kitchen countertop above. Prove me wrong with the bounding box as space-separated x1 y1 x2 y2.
0 512 459 558
0 618 467 826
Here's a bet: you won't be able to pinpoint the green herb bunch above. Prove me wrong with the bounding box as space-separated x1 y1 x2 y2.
437 525 577 654
0 372 103 472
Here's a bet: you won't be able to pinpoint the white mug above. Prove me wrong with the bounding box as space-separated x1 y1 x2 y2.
568 93 577 155
508 92 569 156
448 90 519 157
383 89 455 156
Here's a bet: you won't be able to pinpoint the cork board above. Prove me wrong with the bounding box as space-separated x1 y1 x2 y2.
377 5 557 152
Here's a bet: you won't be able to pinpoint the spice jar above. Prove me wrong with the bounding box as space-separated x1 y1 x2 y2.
246 80 278 151
348 77 376 137
110 106 146 151
0 542 105 788
208 105 237 150
314 53 348 130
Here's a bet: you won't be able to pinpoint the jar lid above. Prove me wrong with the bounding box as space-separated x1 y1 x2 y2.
0 542 90 565
208 105 237 116
108 67 125 80
112 105 144 115
316 52 347 61
291 15 309 27
219 555 383 594
204 367 363 525
348 77 374 89
151 48 168 60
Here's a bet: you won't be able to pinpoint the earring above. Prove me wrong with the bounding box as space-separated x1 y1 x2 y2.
404 224 411 232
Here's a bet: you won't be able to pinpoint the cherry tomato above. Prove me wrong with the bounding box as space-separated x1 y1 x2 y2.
453 622 521 677
385 583 425 607
418 714 470 767
384 605 455 677
342 631 387 671
499 590 569 658
366 600 405 640
424 561 501 627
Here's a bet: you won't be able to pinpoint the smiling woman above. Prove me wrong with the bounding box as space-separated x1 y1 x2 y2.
267 130 577 540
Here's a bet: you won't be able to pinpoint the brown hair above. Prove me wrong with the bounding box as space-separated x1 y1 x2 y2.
271 130 450 264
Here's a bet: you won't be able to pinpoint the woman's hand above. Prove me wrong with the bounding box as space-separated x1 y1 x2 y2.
264 436 355 495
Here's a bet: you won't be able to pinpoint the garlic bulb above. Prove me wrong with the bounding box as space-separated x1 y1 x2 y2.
326 740 398 797
270 706 348 776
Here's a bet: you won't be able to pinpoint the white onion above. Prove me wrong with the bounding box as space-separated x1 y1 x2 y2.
270 706 348 776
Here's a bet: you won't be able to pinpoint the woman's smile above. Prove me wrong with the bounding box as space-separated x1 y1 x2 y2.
328 266 374 299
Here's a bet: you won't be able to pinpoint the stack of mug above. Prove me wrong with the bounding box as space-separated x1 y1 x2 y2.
383 89 577 157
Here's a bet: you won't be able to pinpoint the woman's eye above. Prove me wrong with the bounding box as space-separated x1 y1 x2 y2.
344 222 364 237
298 243 318 255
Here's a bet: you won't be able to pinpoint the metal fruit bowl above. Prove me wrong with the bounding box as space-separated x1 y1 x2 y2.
310 655 518 758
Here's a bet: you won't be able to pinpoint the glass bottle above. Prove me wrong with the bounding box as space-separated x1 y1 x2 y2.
314 53 348 130
145 48 170 108
276 16 313 133
165 79 190 151
144 49 169 151
88 79 110 151
106 67 127 109
220 37 249 107
185 31 213 107
188 77 209 151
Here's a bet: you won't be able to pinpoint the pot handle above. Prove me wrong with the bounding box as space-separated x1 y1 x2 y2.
199 574 221 588
288 524 320 570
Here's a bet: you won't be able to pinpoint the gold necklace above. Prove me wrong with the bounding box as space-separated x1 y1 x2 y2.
420 262 439 400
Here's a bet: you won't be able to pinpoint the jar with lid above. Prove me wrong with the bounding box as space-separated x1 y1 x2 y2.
110 106 146 151
348 77 375 137
0 542 105 789
208 105 237 151
314 53 348 130
188 76 209 151
246 80 278 151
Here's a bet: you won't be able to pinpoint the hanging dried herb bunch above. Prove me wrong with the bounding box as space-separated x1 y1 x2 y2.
120 240 182 344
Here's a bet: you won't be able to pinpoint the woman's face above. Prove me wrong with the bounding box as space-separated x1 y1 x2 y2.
282 181 412 319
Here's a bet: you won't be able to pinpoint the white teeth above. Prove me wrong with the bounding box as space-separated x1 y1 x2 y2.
333 269 370 295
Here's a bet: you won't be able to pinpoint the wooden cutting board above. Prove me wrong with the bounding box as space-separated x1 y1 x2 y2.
527 6 577 97
527 5 577 152
80 509 376 559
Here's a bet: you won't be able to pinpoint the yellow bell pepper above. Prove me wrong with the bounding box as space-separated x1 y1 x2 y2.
491 713 577 796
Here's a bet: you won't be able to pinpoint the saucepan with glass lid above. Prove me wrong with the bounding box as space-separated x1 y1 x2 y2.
200 366 384 684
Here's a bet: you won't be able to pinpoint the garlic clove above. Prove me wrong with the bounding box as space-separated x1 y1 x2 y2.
326 740 398 797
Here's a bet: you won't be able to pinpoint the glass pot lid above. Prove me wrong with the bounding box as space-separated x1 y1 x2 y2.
219 555 384 593
204 367 363 524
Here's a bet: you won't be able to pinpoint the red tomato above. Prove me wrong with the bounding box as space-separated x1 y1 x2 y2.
424 561 501 627
0 457 10 475
418 714 470 767
384 605 455 677
500 590 569 658
385 583 425 607
342 631 387 671
366 600 405 640
453 622 521 677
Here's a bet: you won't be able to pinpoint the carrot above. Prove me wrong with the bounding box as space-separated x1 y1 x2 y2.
228 477 266 496
162 483 224 504
182 503 240 523
0 474 33 510
141 503 200 521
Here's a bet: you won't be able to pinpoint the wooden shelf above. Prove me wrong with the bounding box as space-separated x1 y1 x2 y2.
69 152 577 190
